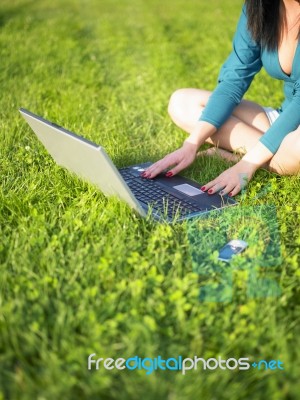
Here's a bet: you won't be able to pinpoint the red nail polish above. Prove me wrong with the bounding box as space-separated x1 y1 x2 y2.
165 172 173 177
208 189 213 194
201 186 206 191
229 192 233 197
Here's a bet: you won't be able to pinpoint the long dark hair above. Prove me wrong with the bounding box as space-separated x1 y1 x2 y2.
245 0 300 50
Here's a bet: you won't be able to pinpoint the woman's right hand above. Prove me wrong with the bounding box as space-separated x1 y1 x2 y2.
141 140 199 179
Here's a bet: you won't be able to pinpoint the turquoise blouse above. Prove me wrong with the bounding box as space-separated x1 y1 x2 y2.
199 5 300 154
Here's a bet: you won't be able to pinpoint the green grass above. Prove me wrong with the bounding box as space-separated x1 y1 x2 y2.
0 0 300 399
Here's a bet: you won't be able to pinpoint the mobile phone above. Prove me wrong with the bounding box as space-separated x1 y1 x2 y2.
218 239 248 262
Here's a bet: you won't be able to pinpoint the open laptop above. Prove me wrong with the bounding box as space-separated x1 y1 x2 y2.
19 108 236 222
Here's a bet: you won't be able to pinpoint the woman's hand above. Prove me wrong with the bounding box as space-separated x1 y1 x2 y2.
201 160 258 197
142 140 199 179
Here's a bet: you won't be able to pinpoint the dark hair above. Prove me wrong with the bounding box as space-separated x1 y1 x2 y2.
245 0 300 51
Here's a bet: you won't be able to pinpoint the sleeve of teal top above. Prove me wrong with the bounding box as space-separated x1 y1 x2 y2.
199 5 262 127
259 79 300 153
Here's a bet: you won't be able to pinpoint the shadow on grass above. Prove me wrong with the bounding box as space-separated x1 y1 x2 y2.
0 0 35 28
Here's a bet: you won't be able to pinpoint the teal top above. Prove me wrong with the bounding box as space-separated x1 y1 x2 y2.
199 5 300 154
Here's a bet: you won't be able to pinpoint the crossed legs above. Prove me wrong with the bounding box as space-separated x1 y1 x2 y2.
168 88 300 175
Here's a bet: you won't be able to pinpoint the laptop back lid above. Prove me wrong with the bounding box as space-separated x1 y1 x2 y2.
19 108 146 216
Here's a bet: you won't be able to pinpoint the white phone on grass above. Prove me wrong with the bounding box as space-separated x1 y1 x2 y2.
218 239 248 263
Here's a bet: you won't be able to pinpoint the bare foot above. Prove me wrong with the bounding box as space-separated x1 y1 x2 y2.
197 147 241 162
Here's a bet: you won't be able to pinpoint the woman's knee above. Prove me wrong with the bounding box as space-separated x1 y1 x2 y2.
270 127 300 175
168 88 189 118
289 130 300 172
168 88 210 126
281 127 300 155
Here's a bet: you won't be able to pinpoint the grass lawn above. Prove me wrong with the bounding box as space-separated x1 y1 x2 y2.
1 0 300 398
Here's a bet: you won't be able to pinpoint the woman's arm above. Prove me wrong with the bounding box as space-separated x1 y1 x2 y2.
199 5 262 128
258 79 300 153
143 5 262 179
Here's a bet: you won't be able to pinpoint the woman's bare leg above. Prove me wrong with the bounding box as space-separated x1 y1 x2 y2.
168 88 300 175
168 88 270 152
266 127 300 175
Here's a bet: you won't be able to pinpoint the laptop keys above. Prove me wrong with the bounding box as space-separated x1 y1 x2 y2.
122 174 203 217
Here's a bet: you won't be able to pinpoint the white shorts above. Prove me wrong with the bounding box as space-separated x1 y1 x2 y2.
262 107 280 125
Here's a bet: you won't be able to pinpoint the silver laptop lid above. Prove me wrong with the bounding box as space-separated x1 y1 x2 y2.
19 108 146 217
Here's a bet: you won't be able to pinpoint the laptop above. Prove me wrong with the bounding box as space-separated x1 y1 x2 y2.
19 108 236 222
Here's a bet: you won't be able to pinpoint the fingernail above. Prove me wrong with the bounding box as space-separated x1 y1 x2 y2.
165 172 173 177
229 192 233 197
208 189 213 194
219 191 224 196
201 186 206 191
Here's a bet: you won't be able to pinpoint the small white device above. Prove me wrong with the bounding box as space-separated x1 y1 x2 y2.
218 239 248 262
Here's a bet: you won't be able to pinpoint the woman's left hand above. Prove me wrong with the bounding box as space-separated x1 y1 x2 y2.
201 160 258 197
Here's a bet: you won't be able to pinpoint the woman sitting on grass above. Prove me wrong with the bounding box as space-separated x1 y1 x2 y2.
142 0 300 196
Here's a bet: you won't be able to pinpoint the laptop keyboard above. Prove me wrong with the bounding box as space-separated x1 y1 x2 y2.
120 169 204 219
